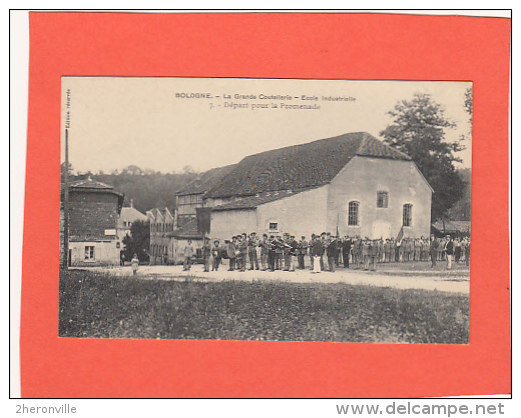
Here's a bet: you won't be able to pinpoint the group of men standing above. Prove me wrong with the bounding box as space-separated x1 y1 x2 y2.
181 232 470 273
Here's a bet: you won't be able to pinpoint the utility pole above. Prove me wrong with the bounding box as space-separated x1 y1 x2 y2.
62 128 69 270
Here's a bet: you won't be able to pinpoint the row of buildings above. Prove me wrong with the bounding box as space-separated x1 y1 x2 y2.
61 132 443 267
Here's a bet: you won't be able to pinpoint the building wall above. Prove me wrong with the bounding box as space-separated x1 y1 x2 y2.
210 209 258 241
209 187 329 239
177 194 203 216
256 186 329 237
117 207 148 236
150 236 204 265
68 192 119 240
60 192 121 267
172 238 203 265
148 208 175 265
327 156 432 239
69 240 120 267
149 235 172 265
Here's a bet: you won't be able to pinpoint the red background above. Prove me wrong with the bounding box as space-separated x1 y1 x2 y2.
21 12 511 398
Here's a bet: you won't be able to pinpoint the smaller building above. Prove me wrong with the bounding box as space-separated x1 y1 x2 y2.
169 219 205 265
60 178 124 267
176 164 236 229
117 199 148 238
147 207 175 265
148 165 236 265
431 220 471 238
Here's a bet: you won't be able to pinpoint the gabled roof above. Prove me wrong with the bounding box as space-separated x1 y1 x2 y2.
207 132 411 199
211 190 304 211
119 206 148 223
147 207 174 223
177 164 237 196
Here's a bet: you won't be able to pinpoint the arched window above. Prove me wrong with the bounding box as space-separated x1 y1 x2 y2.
348 201 360 226
403 204 413 227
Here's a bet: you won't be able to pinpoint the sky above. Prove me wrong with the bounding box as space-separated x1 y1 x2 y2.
61 77 472 174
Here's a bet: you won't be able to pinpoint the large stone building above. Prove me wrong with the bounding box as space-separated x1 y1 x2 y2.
148 132 432 263
206 132 433 240
60 178 124 267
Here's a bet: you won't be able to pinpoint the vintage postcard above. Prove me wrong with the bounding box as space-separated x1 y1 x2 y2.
19 12 510 399
59 77 472 344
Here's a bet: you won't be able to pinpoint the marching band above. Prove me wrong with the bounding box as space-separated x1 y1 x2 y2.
184 233 470 273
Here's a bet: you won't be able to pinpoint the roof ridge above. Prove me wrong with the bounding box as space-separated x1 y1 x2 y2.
242 132 369 160
207 132 410 199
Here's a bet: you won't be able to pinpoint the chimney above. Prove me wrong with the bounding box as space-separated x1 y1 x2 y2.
130 199 134 208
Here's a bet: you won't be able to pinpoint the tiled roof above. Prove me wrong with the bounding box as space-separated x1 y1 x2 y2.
61 178 125 213
211 190 305 211
207 132 410 198
69 178 123 193
169 218 202 239
432 220 471 233
177 164 237 196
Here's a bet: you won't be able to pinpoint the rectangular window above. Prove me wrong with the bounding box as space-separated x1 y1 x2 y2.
84 246 95 261
377 191 389 208
403 204 413 227
269 222 278 231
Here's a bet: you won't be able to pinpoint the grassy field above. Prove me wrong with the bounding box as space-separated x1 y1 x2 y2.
59 270 469 344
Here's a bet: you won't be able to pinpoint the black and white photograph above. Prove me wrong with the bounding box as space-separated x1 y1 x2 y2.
59 77 472 344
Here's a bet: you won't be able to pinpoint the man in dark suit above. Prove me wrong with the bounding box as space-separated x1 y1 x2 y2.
227 237 237 271
342 236 352 268
297 236 308 269
326 235 338 272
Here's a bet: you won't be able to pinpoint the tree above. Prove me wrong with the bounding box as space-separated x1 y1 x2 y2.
464 87 473 126
122 220 150 262
447 168 471 221
380 92 466 221
182 165 195 175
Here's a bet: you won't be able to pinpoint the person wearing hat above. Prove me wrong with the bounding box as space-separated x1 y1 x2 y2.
325 235 338 272
297 235 308 269
211 240 222 271
259 233 270 271
342 236 352 268
248 232 260 270
227 237 238 271
183 240 194 271
201 237 212 272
